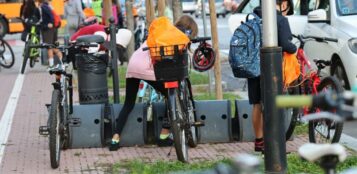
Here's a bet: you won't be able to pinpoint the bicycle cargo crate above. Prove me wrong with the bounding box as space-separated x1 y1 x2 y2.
150 45 189 81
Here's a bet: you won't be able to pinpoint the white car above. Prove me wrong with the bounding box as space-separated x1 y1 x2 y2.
228 0 357 89
182 0 197 14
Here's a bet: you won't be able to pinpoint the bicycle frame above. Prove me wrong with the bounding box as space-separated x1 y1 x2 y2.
296 44 322 114
28 25 40 58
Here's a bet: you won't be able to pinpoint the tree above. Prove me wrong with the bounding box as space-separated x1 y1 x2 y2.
125 0 135 57
172 0 182 22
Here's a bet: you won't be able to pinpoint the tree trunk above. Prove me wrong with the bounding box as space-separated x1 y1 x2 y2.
158 0 166 17
172 0 182 22
125 0 135 58
145 0 155 26
103 0 113 26
208 0 223 100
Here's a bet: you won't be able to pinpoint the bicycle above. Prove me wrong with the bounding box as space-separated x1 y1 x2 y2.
0 37 15 69
36 36 100 168
21 19 41 74
276 90 357 174
144 37 213 162
285 34 344 143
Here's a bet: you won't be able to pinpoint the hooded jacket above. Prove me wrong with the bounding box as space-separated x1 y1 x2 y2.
254 7 297 54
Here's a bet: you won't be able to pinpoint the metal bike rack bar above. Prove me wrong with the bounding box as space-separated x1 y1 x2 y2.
112 103 147 147
69 104 104 148
195 100 233 143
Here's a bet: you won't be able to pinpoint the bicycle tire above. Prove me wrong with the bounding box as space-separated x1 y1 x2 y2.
284 84 301 141
168 89 188 163
0 39 15 68
29 58 35 68
184 80 198 147
308 76 344 143
21 43 30 74
49 89 62 169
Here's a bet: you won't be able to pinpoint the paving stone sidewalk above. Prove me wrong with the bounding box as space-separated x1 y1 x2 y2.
0 66 312 174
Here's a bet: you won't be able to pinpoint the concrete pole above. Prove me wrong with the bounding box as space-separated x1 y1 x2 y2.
103 0 113 26
261 0 287 173
200 0 212 95
208 0 222 100
158 0 166 17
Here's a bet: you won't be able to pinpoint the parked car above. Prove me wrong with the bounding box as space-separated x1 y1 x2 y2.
182 0 197 14
195 0 228 18
224 0 242 13
228 0 357 89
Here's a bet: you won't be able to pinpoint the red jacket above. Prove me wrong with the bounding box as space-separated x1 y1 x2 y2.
70 24 106 41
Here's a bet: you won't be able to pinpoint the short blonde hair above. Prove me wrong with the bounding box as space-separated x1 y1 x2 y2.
174 15 198 39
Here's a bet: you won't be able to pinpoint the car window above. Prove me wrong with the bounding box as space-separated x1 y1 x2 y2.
241 0 259 14
336 0 357 15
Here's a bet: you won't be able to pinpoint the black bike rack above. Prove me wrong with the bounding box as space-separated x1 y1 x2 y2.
195 100 233 143
69 104 104 148
111 103 147 147
234 99 255 142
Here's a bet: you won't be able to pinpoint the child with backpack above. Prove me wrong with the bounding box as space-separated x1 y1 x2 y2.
251 0 296 152
109 15 198 151
229 0 296 152
39 0 62 68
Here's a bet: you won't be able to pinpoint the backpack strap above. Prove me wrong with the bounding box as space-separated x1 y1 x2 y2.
245 13 260 22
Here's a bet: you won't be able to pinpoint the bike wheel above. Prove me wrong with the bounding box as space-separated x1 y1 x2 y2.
308 76 344 143
184 80 198 147
284 83 301 141
29 58 35 68
0 39 15 68
168 89 188 163
49 90 62 168
21 43 30 74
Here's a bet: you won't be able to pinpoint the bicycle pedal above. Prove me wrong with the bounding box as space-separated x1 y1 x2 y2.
39 126 49 136
192 121 205 127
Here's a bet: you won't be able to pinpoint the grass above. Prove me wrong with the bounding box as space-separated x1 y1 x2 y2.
293 123 308 136
107 67 209 90
111 159 231 174
111 153 357 174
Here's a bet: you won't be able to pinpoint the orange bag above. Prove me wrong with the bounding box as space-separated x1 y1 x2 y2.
283 52 301 86
147 17 190 59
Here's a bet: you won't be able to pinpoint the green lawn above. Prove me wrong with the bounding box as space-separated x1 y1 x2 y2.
107 68 210 90
110 153 357 174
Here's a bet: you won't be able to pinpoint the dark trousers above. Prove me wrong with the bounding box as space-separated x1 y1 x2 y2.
114 78 168 135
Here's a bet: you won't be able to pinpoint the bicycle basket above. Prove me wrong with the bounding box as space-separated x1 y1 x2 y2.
150 45 189 82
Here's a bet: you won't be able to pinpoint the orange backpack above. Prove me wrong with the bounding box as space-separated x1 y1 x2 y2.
51 9 61 28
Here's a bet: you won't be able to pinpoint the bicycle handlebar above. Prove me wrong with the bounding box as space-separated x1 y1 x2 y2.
292 34 338 44
28 42 99 49
276 90 357 119
142 37 212 51
190 37 212 43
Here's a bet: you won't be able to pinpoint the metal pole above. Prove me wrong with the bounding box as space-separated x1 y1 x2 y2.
109 17 120 103
200 0 211 95
261 0 286 173
208 0 223 100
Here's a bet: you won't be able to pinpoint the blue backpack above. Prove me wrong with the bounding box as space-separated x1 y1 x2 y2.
229 13 262 78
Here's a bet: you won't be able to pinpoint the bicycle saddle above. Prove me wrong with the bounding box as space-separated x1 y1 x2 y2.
76 35 104 44
298 143 347 162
